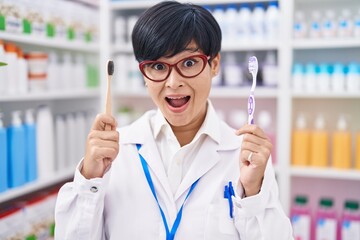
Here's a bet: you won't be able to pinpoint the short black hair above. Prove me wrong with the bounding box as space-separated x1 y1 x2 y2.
132 1 221 63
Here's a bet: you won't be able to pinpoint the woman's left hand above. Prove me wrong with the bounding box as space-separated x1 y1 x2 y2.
235 124 273 197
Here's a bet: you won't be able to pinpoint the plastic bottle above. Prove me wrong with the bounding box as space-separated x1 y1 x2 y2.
0 113 8 192
265 1 279 40
127 15 139 43
36 106 55 179
251 3 266 41
224 4 238 43
309 10 322 38
293 10 307 38
17 48 28 94
66 112 77 167
317 63 331 92
75 112 87 162
7 111 26 188
337 9 353 38
304 63 317 92
4 42 18 95
74 54 86 90
315 198 337 240
60 53 73 89
332 115 351 169
340 200 360 240
223 53 243 87
292 63 304 92
291 195 311 240
322 9 337 38
262 50 278 87
237 3 252 42
24 109 37 183
345 62 360 93
55 114 67 171
310 114 328 167
114 16 126 45
47 52 60 91
331 63 346 92
354 9 360 37
292 114 310 166
258 110 276 164
0 40 7 94
212 6 225 37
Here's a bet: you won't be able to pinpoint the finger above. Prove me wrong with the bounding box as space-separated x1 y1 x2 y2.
242 133 272 148
88 138 120 151
235 124 268 139
92 146 119 162
88 130 119 142
91 113 118 131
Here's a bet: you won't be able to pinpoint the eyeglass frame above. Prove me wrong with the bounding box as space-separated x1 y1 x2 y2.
138 54 211 82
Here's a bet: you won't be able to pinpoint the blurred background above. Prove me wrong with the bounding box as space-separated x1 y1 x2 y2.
0 0 359 239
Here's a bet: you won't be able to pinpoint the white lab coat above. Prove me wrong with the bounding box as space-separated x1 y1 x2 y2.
55 107 293 240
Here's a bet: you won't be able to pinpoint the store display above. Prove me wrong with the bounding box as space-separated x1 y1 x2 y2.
292 114 310 166
0 113 8 193
332 115 352 169
340 200 360 240
291 195 311 240
24 109 37 183
310 114 328 167
315 198 337 240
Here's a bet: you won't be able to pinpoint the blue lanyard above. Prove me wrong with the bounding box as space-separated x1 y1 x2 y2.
136 144 200 240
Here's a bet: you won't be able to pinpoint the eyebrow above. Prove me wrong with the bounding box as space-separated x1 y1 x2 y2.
163 47 200 59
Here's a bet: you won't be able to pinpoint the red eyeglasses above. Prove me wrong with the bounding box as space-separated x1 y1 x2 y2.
139 54 210 82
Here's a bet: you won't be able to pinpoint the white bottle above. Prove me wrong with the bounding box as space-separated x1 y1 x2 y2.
223 53 243 87
36 105 55 179
293 10 307 38
4 43 18 95
304 63 317 92
251 3 266 41
17 48 28 94
75 112 87 161
74 54 86 90
292 63 304 92
237 3 252 42
212 6 226 37
228 110 247 129
127 15 139 43
317 63 331 92
114 54 128 91
309 10 322 38
60 53 73 90
331 63 346 92
262 51 278 87
354 9 360 37
114 16 126 45
224 4 238 43
258 110 276 164
47 51 60 91
265 1 279 40
322 9 337 38
346 62 360 92
337 8 353 38
0 40 8 94
65 113 77 167
55 115 67 171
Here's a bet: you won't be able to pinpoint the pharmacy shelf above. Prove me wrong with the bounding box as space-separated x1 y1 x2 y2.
0 32 99 53
0 89 100 102
292 39 360 50
0 169 74 204
291 92 360 99
110 0 275 10
291 166 360 181
113 42 279 54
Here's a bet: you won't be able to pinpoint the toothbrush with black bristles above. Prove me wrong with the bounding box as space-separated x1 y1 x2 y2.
105 60 114 131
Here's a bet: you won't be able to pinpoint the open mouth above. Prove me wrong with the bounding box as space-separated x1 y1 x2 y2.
165 96 191 108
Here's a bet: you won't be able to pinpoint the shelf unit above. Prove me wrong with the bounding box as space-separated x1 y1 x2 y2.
103 0 360 217
0 10 101 205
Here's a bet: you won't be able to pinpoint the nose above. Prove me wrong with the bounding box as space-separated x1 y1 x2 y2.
165 67 184 88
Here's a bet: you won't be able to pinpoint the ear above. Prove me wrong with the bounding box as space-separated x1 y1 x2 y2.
210 53 221 78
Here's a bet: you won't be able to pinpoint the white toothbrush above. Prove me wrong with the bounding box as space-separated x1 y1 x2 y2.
248 56 258 125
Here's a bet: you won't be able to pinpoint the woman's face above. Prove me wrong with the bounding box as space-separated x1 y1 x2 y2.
143 42 220 128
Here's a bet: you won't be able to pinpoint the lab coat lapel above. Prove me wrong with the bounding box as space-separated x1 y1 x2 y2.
174 139 220 200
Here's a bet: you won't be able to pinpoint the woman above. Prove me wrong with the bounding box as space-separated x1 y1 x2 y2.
55 1 293 239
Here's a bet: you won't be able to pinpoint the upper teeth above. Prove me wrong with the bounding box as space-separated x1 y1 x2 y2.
167 96 185 99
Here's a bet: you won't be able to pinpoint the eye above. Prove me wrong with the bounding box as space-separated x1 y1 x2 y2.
183 59 197 68
151 63 167 71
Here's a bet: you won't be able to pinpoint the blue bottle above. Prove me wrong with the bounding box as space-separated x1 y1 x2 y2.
0 113 8 192
7 111 26 188
25 109 37 182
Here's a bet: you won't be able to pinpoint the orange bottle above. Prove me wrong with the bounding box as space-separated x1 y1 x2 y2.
292 114 310 166
355 132 360 170
332 115 352 169
310 115 328 167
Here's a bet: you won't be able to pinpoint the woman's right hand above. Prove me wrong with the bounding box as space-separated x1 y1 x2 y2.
81 113 119 179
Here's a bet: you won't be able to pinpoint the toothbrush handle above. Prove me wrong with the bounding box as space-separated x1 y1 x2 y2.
248 93 255 125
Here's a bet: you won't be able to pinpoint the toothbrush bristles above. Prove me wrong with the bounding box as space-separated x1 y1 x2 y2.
107 60 114 76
